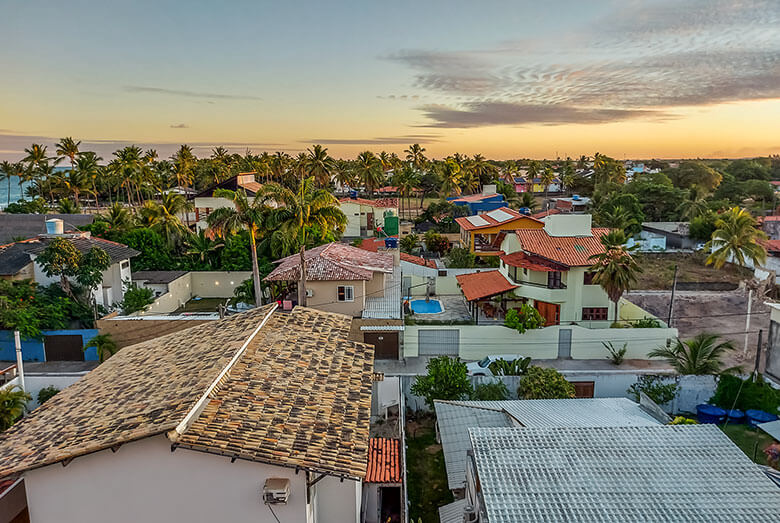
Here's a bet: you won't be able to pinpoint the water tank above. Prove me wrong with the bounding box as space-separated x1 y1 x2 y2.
349 190 358 199
572 194 581 201
384 237 398 249
746 409 779 428
45 218 64 235
696 404 726 424
518 207 530 215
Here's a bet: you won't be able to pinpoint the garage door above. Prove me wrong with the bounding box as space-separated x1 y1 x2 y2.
44 334 85 361
364 332 399 360
418 329 459 356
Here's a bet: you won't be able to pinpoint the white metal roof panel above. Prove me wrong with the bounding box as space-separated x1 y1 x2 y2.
470 425 780 522
486 208 514 223
758 419 780 441
466 215 489 227
438 499 468 523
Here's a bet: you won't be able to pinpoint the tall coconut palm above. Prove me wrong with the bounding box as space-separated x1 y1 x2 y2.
588 230 642 323
519 192 538 212
102 202 133 233
112 146 144 206
470 154 496 189
55 137 81 186
438 157 463 197
648 333 737 375
22 144 49 201
705 207 767 269
304 144 336 187
404 143 427 170
596 205 637 231
75 152 102 207
354 151 384 197
139 192 192 246
170 145 195 220
393 165 419 219
262 178 346 306
0 161 23 207
185 229 225 268
207 189 272 306
540 164 556 203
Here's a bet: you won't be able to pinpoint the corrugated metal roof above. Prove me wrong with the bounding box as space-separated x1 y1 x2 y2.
759 419 780 440
470 425 780 522
438 499 468 523
434 401 514 490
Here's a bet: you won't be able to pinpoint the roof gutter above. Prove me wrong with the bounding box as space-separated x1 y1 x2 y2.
167 303 279 442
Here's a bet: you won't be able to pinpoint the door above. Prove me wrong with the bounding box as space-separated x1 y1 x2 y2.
44 334 85 361
572 381 595 398
557 328 572 359
367 212 375 232
418 329 459 356
535 301 560 326
364 332 399 360
402 276 412 297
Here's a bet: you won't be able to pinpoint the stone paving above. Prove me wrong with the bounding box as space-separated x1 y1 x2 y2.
406 295 471 322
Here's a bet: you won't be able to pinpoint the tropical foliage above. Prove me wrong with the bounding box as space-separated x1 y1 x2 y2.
0 386 31 431
648 333 737 375
84 333 119 363
704 206 767 269
626 375 679 405
410 356 473 409
517 366 575 399
588 230 642 322
504 305 544 334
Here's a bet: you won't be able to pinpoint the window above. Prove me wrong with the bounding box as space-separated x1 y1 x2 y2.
584 271 597 285
438 270 448 277
571 381 595 398
582 307 608 321
120 261 129 270
547 271 562 289
337 285 354 302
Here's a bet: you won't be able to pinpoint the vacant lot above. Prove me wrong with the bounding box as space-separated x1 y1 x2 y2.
720 424 775 465
634 252 752 290
406 414 453 522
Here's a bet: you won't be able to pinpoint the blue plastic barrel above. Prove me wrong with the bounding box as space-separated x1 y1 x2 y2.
349 190 358 199
696 404 726 424
725 409 745 424
384 237 398 249
745 409 779 428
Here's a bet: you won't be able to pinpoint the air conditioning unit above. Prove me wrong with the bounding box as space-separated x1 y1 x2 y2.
463 505 479 522
262 478 290 504
306 289 314 298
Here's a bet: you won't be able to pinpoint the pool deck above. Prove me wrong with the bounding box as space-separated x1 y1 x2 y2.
406 295 471 322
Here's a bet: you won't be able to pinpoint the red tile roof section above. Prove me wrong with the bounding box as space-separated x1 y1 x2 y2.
760 239 780 253
455 207 542 231
514 228 611 267
339 197 398 208
500 252 568 272
400 252 437 268
531 208 562 219
455 270 518 301
365 438 402 483
359 237 391 253
265 242 393 281
450 193 500 203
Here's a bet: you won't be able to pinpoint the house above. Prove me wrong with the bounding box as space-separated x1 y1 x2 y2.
338 197 398 238
447 186 505 215
434 398 661 494
641 221 698 250
455 207 544 257
362 437 403 523
501 172 530 193
0 219 138 308
552 195 590 213
458 425 780 522
0 213 94 245
192 172 262 230
0 305 375 523
762 215 780 240
530 176 561 193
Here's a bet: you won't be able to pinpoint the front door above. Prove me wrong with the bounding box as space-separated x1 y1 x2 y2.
364 332 399 360
535 301 560 326
44 334 85 361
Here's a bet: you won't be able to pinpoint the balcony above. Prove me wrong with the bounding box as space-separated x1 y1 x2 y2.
507 274 568 302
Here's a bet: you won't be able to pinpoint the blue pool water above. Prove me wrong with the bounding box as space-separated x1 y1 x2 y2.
410 299 444 314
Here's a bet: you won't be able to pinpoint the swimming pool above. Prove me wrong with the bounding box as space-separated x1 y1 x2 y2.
409 299 444 314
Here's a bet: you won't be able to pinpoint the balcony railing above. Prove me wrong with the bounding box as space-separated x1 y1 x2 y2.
508 275 567 290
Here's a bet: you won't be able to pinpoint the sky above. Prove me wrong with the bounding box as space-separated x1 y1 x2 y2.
0 0 779 161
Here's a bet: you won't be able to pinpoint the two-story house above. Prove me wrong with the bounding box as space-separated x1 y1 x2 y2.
455 207 544 257
338 197 398 238
192 172 262 231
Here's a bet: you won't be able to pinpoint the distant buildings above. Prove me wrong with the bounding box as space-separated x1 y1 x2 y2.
338 197 398 238
192 172 263 230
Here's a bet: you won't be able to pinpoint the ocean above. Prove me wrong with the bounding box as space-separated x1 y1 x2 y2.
0 176 33 209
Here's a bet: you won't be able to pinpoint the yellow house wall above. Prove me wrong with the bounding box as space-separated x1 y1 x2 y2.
463 217 543 253
306 279 366 317
364 272 386 298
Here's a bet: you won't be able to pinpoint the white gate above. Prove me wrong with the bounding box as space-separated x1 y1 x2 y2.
418 329 459 356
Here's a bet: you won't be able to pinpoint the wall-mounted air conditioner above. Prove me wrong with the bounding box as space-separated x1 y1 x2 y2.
263 478 290 504
306 289 314 297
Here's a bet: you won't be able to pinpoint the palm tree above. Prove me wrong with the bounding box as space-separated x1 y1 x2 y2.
354 151 384 197
207 188 272 306
597 205 637 231
519 192 538 212
74 152 102 208
112 146 144 206
55 137 81 195
84 333 119 363
438 157 463 197
0 161 22 207
648 333 737 375
139 192 192 246
185 229 225 268
540 164 556 203
404 143 427 170
22 143 49 202
705 207 767 269
304 144 336 187
0 386 31 431
393 165 420 219
262 178 347 305
102 202 133 233
471 154 496 189
588 230 642 323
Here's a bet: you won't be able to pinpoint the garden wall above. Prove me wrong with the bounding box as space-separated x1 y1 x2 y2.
140 271 252 315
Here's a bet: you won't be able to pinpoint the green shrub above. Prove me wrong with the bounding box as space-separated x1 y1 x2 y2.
517 366 575 399
668 416 698 425
603 341 627 365
632 317 662 328
37 386 60 405
627 375 678 405
710 374 780 413
120 282 155 315
488 357 531 376
410 356 473 409
471 382 509 401
504 305 544 334
4 198 47 214
446 247 475 268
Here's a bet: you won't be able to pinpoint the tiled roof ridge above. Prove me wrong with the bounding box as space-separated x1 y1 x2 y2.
437 399 505 414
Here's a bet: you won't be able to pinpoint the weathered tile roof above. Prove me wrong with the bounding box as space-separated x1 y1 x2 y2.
499 251 568 272
338 197 398 208
514 227 610 267
364 438 401 483
455 207 542 231
0 305 374 480
173 307 374 479
0 213 94 244
399 252 437 268
0 243 34 276
265 242 393 282
23 235 139 264
455 270 518 302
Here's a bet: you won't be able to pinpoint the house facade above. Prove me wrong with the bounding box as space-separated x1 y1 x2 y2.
338 197 398 238
455 207 544 257
192 172 262 230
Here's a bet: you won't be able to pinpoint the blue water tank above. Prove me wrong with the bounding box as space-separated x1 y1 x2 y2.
384 237 398 249
696 404 726 424
725 409 746 424
572 194 581 201
518 207 530 215
746 409 779 427
349 190 358 199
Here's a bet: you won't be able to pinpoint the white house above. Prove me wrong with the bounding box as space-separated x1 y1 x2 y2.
192 172 263 230
338 197 398 238
0 305 375 523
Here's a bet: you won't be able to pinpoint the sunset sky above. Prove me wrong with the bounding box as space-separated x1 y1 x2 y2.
1 0 778 160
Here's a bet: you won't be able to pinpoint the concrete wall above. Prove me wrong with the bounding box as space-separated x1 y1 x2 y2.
0 329 99 362
139 271 252 315
24 434 360 523
403 324 677 360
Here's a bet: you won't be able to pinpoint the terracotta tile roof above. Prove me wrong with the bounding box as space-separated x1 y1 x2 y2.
455 270 518 302
531 208 561 219
760 239 780 253
455 207 542 231
500 252 568 272
338 197 398 208
400 252 437 268
514 228 610 267
175 307 374 479
0 305 374 480
359 236 397 253
450 193 502 203
762 215 780 222
265 242 393 282
365 438 402 483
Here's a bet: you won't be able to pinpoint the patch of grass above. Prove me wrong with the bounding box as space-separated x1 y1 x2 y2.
634 252 752 290
720 424 775 465
406 414 453 522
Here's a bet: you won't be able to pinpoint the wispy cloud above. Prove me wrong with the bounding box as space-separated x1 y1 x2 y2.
305 134 442 145
387 0 780 127
124 85 262 101
169 123 189 129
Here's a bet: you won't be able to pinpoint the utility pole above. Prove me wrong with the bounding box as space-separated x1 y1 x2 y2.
744 289 753 355
667 264 678 327
753 329 763 378
14 331 25 393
